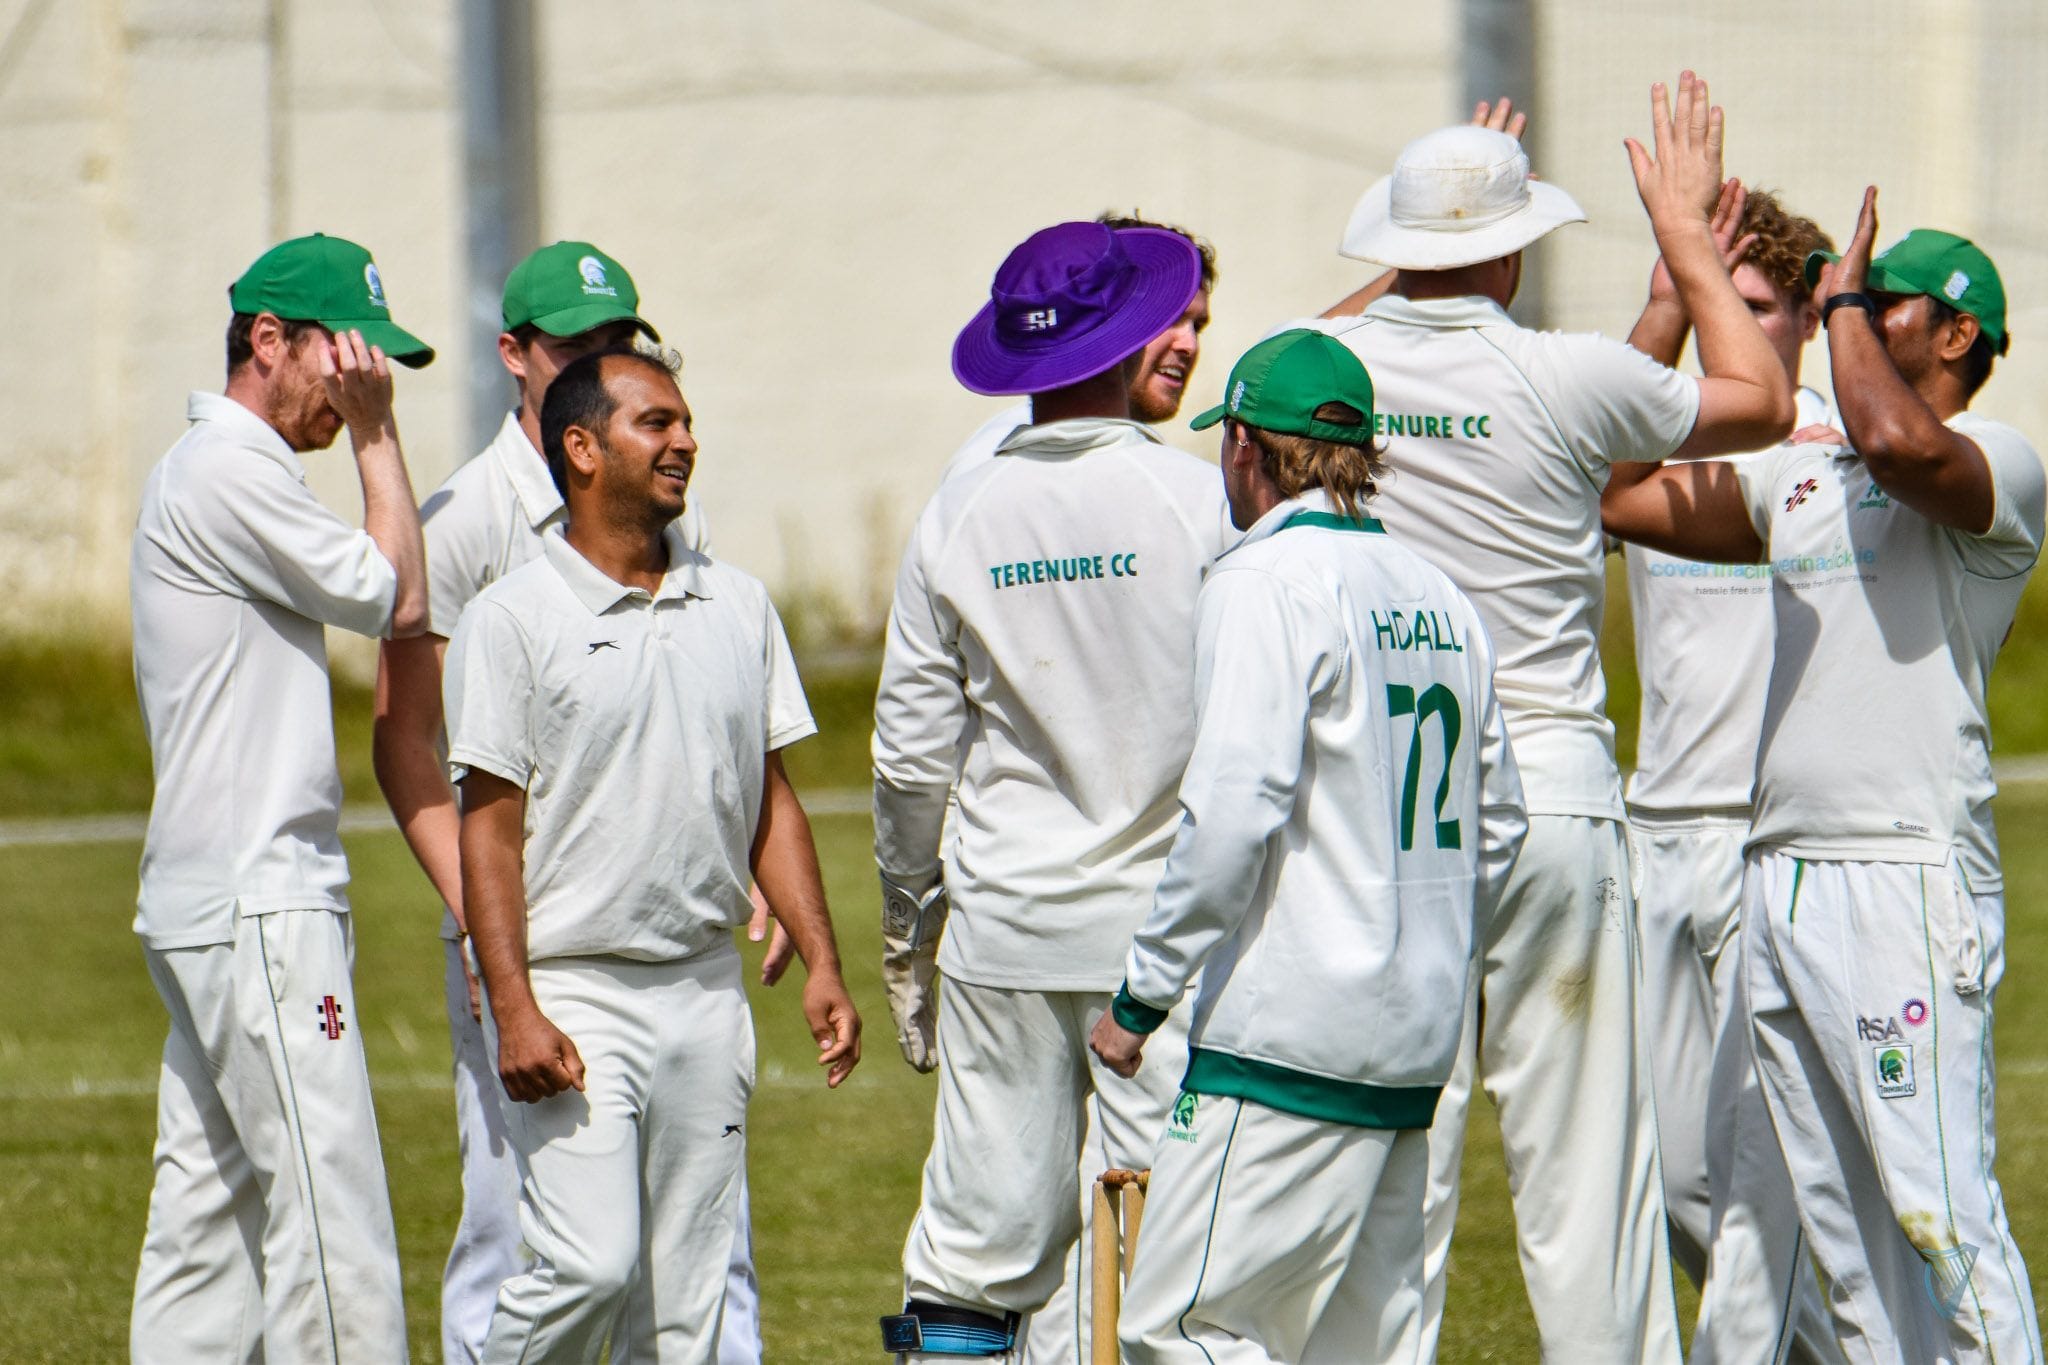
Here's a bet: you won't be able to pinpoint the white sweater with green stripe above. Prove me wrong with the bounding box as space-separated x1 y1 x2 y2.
1116 491 1527 1128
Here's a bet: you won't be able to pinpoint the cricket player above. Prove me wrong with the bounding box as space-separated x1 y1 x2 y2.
370 240 763 1365
1090 329 1527 1363
1602 190 2042 1363
874 221 1229 1361
446 348 862 1361
940 213 1214 484
1621 184 1844 1363
1283 75 1796 1359
129 232 433 1362
931 210 1214 1365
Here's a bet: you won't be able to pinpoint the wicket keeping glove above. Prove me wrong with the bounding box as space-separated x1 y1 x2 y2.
880 872 948 1073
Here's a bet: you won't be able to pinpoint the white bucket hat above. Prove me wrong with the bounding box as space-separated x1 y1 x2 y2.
1340 125 1586 271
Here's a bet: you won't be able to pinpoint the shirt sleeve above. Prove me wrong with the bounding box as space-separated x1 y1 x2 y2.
443 598 537 788
871 506 969 885
1541 332 1702 473
179 449 396 637
759 590 817 751
421 485 494 640
1949 415 2047 579
1121 567 1340 1014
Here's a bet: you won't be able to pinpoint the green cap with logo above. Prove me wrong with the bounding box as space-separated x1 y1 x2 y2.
1805 229 2009 356
1191 329 1377 444
501 241 659 341
229 233 435 368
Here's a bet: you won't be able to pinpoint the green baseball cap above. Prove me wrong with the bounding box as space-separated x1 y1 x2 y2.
228 233 435 368
501 241 659 341
1191 329 1377 443
1805 229 2009 356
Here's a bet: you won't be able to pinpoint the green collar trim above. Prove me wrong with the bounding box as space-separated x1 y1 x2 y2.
1281 510 1385 535
1183 1048 1441 1129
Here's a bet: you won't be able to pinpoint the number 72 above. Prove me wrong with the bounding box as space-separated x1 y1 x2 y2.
1386 683 1463 851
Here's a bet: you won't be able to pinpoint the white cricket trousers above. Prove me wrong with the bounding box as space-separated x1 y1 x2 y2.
441 941 765 1364
1744 852 2042 1364
481 949 753 1364
1020 999 1192 1365
901 977 1184 1358
1627 811 1841 1365
131 909 407 1364
1120 1094 1429 1364
1418 814 1681 1363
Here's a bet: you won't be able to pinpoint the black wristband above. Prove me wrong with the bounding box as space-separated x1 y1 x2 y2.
1822 291 1877 325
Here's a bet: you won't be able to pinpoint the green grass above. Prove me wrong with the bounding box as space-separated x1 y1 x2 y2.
5 794 2048 1360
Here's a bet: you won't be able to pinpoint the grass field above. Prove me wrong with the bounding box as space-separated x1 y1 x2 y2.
3 615 2047 1360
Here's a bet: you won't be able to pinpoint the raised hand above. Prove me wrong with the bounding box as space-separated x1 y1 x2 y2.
1470 96 1527 141
1648 178 1756 309
1818 186 1880 299
318 327 397 441
1625 71 1726 240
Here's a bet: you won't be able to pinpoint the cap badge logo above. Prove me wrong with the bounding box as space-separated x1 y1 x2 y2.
1943 270 1970 302
1230 379 1246 411
1021 307 1059 332
579 254 619 298
364 263 387 311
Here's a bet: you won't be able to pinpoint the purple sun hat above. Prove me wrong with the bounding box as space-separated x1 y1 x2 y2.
952 222 1203 396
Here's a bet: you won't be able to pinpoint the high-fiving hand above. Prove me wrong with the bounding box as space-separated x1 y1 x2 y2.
1625 71 1726 240
1818 186 1881 300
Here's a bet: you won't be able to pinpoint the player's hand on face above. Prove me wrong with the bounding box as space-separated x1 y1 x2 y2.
1470 96 1527 141
803 972 862 1088
318 327 397 439
1088 1010 1146 1081
1625 71 1727 235
496 1009 586 1102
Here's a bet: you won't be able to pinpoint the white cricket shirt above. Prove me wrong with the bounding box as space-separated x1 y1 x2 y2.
1298 296 1700 818
872 417 1233 991
420 412 709 938
1120 493 1526 1124
937 401 1030 484
1625 387 1833 812
444 523 815 962
1736 412 2045 890
130 392 398 948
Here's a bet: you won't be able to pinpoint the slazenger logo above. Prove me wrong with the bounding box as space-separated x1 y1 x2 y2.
579 255 619 298
364 263 388 311
1784 478 1820 511
1021 308 1059 332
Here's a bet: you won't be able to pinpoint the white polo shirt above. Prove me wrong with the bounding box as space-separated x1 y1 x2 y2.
130 392 398 948
443 523 814 963
420 412 709 938
1624 386 1833 813
872 417 1233 991
1735 412 2045 890
1299 296 1700 818
422 411 708 640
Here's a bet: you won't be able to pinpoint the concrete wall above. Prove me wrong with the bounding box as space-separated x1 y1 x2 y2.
3 1 2042 646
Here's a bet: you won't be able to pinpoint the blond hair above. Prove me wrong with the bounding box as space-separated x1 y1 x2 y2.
1242 401 1385 520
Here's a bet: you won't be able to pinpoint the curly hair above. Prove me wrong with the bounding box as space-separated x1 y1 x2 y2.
1739 189 1833 304
1097 211 1218 290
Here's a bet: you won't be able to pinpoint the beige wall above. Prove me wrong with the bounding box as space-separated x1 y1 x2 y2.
3 1 2043 646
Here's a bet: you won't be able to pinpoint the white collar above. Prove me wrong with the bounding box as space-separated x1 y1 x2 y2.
1224 488 1385 557
540 522 711 616
1351 293 1518 330
186 392 307 481
994 416 1164 458
486 412 567 531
